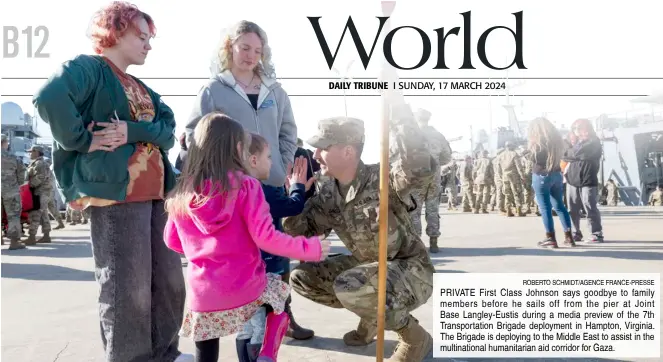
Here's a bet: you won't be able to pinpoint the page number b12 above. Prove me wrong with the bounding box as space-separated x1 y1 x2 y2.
3 26 50 58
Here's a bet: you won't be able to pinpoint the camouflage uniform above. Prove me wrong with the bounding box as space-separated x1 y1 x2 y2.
606 180 619 206
520 152 538 214
457 158 476 212
409 110 452 248
26 146 52 242
490 149 505 212
67 204 89 224
498 145 526 217
472 153 493 213
1 140 27 249
648 188 662 206
283 108 436 344
441 161 458 210
43 159 64 228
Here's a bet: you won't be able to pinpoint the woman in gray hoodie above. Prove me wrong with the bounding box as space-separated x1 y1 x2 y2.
186 20 297 188
184 20 312 360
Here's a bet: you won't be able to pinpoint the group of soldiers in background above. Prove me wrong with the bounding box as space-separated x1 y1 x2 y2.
454 142 540 217
1 136 77 251
407 110 545 254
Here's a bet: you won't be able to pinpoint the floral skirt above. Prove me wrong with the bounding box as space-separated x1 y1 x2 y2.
180 273 290 342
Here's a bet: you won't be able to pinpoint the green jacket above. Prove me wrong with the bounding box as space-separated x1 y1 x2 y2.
33 54 177 203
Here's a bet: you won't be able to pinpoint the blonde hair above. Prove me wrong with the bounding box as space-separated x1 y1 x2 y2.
210 20 276 78
527 117 564 172
165 112 250 217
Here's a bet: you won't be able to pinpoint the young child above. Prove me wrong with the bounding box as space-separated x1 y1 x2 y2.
164 112 330 362
236 133 316 361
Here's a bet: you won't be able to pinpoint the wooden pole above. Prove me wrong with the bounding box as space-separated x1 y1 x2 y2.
376 90 390 362
376 2 396 361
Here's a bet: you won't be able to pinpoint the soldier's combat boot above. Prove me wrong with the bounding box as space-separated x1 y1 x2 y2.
506 208 515 217
563 230 576 247
538 232 558 248
473 209 480 214
388 318 433 362
54 221 65 230
284 297 314 340
37 232 51 243
24 234 38 246
481 208 489 214
343 318 377 346
516 207 526 217
429 237 439 253
8 238 26 250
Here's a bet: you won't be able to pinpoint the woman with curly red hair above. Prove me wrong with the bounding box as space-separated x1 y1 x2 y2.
563 119 605 242
33 2 191 361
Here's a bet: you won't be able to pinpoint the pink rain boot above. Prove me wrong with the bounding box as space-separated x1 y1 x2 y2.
257 312 290 362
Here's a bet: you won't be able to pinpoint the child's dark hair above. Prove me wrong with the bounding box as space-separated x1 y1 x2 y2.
248 133 269 156
166 112 249 216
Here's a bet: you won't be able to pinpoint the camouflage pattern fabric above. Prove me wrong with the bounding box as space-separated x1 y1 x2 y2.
491 150 506 212
409 168 441 238
498 150 525 209
1 149 25 239
441 162 458 209
457 161 475 211
67 204 90 223
26 156 52 235
521 156 536 213
289 254 433 330
473 156 493 212
287 104 436 331
606 182 619 206
649 189 662 206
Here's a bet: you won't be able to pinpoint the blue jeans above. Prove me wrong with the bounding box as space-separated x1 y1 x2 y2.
532 172 573 234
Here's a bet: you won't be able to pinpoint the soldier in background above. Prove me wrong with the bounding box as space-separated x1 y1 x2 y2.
648 186 662 206
409 108 452 253
1 135 27 250
490 148 506 213
441 160 458 210
499 141 526 217
283 104 436 361
519 148 539 215
43 159 65 230
605 179 619 206
25 145 53 244
472 150 493 213
457 155 476 213
67 204 89 225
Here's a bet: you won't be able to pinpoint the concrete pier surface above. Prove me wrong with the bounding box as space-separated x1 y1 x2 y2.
2 206 661 361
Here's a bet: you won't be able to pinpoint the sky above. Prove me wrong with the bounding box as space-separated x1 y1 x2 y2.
1 0 663 163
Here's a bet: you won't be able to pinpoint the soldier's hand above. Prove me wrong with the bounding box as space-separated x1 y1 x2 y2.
304 176 317 192
319 239 331 261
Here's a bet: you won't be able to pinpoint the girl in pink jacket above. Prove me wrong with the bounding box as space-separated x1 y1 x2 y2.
164 112 330 362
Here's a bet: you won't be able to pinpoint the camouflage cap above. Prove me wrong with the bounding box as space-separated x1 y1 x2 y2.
307 116 365 149
28 145 44 153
